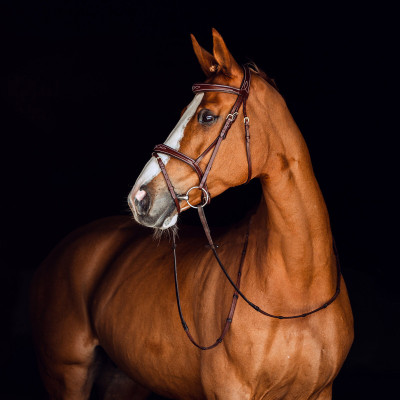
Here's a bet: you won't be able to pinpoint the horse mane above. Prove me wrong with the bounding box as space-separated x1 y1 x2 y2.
246 61 279 92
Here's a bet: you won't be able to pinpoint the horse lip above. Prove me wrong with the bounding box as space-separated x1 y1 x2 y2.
152 202 177 229
132 200 176 229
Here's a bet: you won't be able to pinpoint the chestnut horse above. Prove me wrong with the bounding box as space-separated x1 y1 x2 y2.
31 29 353 399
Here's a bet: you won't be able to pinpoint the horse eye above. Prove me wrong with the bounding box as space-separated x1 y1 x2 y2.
198 109 217 125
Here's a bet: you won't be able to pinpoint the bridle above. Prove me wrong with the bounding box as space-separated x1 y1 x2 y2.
151 65 341 350
153 65 252 213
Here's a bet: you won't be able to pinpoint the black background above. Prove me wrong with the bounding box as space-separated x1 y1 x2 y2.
1 1 399 399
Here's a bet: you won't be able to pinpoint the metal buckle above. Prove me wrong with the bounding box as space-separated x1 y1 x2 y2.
182 186 209 209
243 116 250 124
226 112 238 121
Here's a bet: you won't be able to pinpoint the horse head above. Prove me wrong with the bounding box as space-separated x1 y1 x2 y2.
128 29 273 230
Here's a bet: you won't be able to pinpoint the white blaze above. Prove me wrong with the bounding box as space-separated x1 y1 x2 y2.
132 93 204 190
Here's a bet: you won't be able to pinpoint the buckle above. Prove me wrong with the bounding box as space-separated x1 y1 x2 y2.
226 112 238 122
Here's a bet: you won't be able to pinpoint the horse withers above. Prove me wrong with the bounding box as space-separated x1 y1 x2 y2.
31 29 353 399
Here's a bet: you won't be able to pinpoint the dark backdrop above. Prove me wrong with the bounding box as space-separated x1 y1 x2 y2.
1 2 398 399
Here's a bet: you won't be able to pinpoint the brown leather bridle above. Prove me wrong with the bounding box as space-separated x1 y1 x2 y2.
151 65 341 350
152 65 252 214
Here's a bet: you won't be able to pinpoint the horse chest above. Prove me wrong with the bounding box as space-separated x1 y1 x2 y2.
197 314 339 399
95 277 337 399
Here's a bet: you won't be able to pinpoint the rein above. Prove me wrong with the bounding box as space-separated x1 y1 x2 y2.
152 65 341 350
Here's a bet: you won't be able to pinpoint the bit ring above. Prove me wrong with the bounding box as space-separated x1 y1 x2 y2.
185 186 209 209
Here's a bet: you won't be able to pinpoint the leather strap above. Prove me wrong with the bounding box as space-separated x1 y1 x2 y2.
243 98 252 183
153 153 181 212
172 213 250 350
192 83 242 96
195 136 220 164
198 135 224 190
197 207 342 320
152 144 210 207
153 144 205 184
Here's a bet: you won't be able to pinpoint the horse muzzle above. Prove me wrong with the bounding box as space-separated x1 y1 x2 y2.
128 184 178 229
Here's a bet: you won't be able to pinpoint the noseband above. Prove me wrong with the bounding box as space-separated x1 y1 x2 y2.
151 65 341 350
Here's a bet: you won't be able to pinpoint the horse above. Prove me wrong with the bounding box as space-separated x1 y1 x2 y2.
30 29 353 400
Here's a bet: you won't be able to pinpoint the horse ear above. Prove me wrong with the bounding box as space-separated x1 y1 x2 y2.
191 34 218 77
212 28 241 77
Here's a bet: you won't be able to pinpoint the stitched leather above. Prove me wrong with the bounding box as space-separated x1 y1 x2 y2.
192 83 242 96
172 208 250 350
153 153 181 212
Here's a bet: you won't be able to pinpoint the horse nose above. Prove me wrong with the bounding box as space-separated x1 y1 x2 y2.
134 188 151 216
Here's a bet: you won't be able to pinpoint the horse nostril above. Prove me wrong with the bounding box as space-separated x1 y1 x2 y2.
134 189 151 216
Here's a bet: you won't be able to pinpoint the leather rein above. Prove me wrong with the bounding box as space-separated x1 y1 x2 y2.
152 65 341 350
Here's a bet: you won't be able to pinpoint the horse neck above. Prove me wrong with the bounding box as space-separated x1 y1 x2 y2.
250 84 334 285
